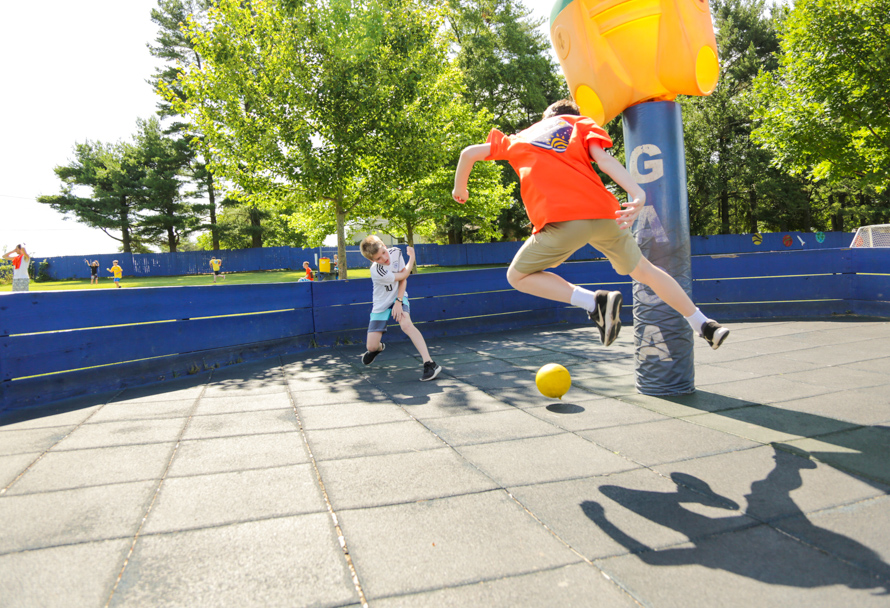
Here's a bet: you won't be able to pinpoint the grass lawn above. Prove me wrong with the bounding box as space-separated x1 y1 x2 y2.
0 264 508 292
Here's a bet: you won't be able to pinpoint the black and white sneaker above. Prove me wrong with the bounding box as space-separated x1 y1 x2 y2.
361 343 385 365
701 321 730 350
588 290 623 346
420 360 442 381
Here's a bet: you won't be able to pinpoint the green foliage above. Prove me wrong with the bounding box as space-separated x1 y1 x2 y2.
170 0 512 271
751 0 890 191
33 260 52 282
446 0 569 243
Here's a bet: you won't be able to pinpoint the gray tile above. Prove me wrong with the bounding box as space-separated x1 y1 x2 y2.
0 538 132 606
0 403 101 430
0 481 156 552
422 409 563 446
779 425 890 486
192 392 293 415
0 452 39 489
597 524 889 607
774 496 890 582
390 386 513 418
318 448 498 509
168 432 308 477
298 401 412 430
56 417 188 450
581 419 758 467
651 446 886 522
112 382 205 404
684 406 857 444
509 468 757 561
110 515 357 607
619 390 757 417
143 464 326 534
6 443 174 494
338 491 581 598
705 374 835 405
293 385 392 407
457 433 637 486
781 366 890 391
305 421 443 461
776 386 890 426
525 397 669 432
372 562 639 607
181 409 299 440
0 426 72 456
88 399 195 423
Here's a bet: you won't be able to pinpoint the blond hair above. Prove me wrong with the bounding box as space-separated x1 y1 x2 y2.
360 235 386 260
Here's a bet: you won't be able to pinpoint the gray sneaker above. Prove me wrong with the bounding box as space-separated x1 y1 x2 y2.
588 290 623 346
420 361 442 381
701 321 729 350
361 343 385 365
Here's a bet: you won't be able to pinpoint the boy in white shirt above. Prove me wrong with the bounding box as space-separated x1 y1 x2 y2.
359 235 442 381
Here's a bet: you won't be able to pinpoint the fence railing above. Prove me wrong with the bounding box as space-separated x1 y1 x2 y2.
2 247 886 412
32 232 854 280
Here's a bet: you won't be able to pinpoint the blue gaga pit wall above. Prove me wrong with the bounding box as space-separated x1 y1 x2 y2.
1 247 887 412
31 231 854 280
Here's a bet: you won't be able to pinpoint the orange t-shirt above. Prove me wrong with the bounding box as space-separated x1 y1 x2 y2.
485 115 620 233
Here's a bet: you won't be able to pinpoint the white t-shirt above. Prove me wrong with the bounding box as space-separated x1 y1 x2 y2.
12 255 29 280
370 247 408 313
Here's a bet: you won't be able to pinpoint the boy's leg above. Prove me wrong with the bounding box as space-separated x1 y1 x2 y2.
629 256 729 349
508 221 624 346
362 331 386 365
396 308 442 381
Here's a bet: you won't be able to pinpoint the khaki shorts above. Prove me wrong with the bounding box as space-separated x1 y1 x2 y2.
509 219 642 276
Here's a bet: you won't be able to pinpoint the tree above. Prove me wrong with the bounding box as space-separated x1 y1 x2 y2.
678 0 786 234
148 0 223 249
751 0 890 192
37 140 143 252
171 0 511 277
447 0 569 242
131 117 201 252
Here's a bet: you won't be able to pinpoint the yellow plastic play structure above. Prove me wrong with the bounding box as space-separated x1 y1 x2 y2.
550 0 720 125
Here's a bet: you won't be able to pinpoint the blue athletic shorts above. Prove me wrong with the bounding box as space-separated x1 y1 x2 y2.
368 298 410 334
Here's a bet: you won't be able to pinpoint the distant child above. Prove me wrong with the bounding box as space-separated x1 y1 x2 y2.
332 254 339 279
302 261 314 281
359 236 442 381
3 244 30 292
209 257 226 283
85 259 100 285
452 98 729 349
107 260 123 288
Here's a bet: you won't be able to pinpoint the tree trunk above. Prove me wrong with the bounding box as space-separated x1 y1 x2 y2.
119 201 132 253
168 226 177 253
208 174 219 250
249 205 263 248
748 189 758 234
336 199 347 279
718 137 730 235
406 222 417 274
835 193 846 232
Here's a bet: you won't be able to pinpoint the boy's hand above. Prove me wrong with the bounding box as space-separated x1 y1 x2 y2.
452 187 469 204
616 195 645 230
406 246 415 259
392 300 403 322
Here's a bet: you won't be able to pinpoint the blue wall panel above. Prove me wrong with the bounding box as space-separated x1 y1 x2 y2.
1 309 314 381
0 283 312 336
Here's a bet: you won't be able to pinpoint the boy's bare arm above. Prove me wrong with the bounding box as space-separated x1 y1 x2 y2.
589 143 646 230
392 246 415 281
452 143 492 204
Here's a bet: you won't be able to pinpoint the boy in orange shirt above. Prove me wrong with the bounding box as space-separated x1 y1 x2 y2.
452 99 728 349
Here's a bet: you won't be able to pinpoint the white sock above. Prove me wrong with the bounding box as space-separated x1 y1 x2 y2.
685 308 709 334
570 285 598 312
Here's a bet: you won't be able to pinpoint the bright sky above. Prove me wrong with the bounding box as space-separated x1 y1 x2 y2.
0 0 557 258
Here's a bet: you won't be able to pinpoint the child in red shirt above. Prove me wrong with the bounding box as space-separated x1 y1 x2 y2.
452 99 728 349
302 261 314 281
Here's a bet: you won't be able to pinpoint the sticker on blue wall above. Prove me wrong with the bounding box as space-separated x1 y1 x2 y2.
816 232 825 243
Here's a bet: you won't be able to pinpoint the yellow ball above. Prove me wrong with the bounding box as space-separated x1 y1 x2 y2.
536 364 571 400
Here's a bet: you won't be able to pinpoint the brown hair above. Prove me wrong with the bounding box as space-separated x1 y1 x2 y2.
360 235 385 260
543 98 581 119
